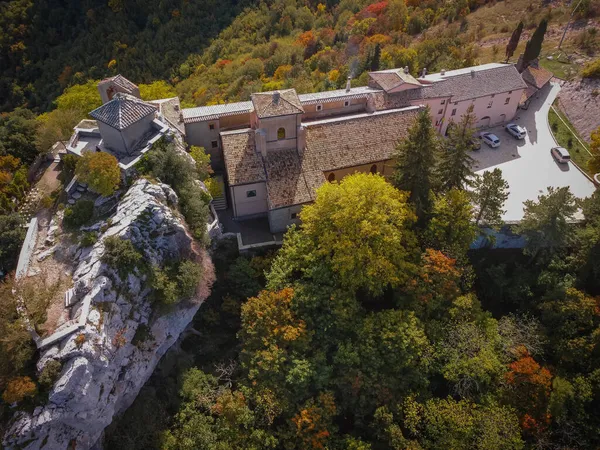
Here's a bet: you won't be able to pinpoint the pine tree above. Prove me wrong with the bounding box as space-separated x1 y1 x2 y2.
505 21 524 62
393 107 438 225
438 105 476 191
521 19 548 70
371 43 381 71
471 168 509 228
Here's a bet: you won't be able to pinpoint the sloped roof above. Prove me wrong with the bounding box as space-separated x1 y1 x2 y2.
100 74 139 92
182 101 253 123
298 86 380 104
521 65 553 89
369 69 422 92
221 106 420 209
221 130 266 185
89 93 156 130
251 89 304 118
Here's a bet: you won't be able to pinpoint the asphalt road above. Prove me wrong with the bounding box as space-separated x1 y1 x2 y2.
472 82 596 223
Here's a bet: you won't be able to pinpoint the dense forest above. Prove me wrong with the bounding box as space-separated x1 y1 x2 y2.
0 0 250 112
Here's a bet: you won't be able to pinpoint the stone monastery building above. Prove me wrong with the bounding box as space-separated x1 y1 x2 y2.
67 63 528 233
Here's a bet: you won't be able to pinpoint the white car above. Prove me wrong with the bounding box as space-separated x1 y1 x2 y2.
551 146 571 164
505 123 526 139
480 132 501 148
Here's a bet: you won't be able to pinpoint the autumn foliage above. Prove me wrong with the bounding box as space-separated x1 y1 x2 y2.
2 376 37 404
292 392 337 450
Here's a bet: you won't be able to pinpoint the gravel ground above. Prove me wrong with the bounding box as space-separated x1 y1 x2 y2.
557 78 600 142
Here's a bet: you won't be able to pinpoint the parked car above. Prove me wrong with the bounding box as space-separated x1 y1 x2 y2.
470 137 482 151
505 123 526 139
551 146 571 164
480 132 501 148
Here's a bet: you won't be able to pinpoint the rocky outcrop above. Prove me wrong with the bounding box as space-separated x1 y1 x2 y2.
558 78 600 142
3 179 214 450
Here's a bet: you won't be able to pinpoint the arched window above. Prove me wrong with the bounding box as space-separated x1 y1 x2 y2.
328 173 335 182
370 164 377 174
277 127 286 140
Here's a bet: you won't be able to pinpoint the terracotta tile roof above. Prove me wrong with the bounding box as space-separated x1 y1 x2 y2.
100 74 139 92
264 149 313 208
221 130 266 185
301 107 420 173
521 65 553 89
369 69 422 92
251 89 304 118
89 93 156 130
221 107 420 208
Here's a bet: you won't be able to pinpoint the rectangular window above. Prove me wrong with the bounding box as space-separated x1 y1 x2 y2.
344 100 350 107
246 190 257 198
209 123 215 131
454 102 458 106
291 212 298 219
438 109 443 115
504 97 510 105
451 109 457 116
508 90 513 94
491 94 495 98
435 119 441 126
441 99 446 105
211 140 218 148
316 104 323 111
487 101 493 108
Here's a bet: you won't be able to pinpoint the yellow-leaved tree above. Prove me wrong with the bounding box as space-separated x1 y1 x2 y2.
75 152 121 197
587 126 600 175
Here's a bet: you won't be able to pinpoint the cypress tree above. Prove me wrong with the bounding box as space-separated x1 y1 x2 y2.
438 105 476 192
505 21 524 62
522 19 548 70
371 43 381 71
393 107 438 225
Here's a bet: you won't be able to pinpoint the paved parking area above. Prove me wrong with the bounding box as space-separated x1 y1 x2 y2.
472 82 596 223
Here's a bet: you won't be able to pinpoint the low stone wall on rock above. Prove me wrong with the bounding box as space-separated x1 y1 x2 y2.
15 218 38 281
3 179 215 450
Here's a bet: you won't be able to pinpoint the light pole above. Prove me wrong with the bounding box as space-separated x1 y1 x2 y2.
558 0 586 50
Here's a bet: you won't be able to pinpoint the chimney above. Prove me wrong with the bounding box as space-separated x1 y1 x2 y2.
421 67 427 77
440 69 446 76
273 91 280 104
404 66 409 74
346 76 352 92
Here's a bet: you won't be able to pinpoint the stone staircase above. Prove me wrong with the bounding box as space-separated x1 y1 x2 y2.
211 175 227 211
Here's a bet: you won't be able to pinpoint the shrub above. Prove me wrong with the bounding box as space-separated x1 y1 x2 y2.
40 195 54 209
63 200 94 228
80 232 98 247
151 259 203 306
38 360 63 389
75 151 121 196
132 324 152 346
102 236 143 279
178 182 210 241
2 376 37 404
74 333 86 348
582 58 600 79
61 154 79 183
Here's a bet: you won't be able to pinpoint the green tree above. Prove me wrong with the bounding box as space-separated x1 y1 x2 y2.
516 186 578 261
587 126 600 175
505 21 524 62
189 146 212 181
438 105 476 191
399 396 524 450
269 173 417 296
521 19 548 71
0 213 25 274
393 107 438 224
0 108 39 164
54 80 102 117
573 189 600 294
426 188 477 259
75 151 121 196
138 81 177 101
471 168 509 227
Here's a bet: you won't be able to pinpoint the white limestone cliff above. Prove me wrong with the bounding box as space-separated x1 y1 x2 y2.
3 179 214 450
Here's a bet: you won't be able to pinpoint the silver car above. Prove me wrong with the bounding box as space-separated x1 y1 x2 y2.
505 123 526 139
551 146 570 164
480 132 501 148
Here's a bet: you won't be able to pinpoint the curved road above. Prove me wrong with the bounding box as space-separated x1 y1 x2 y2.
472 82 596 223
